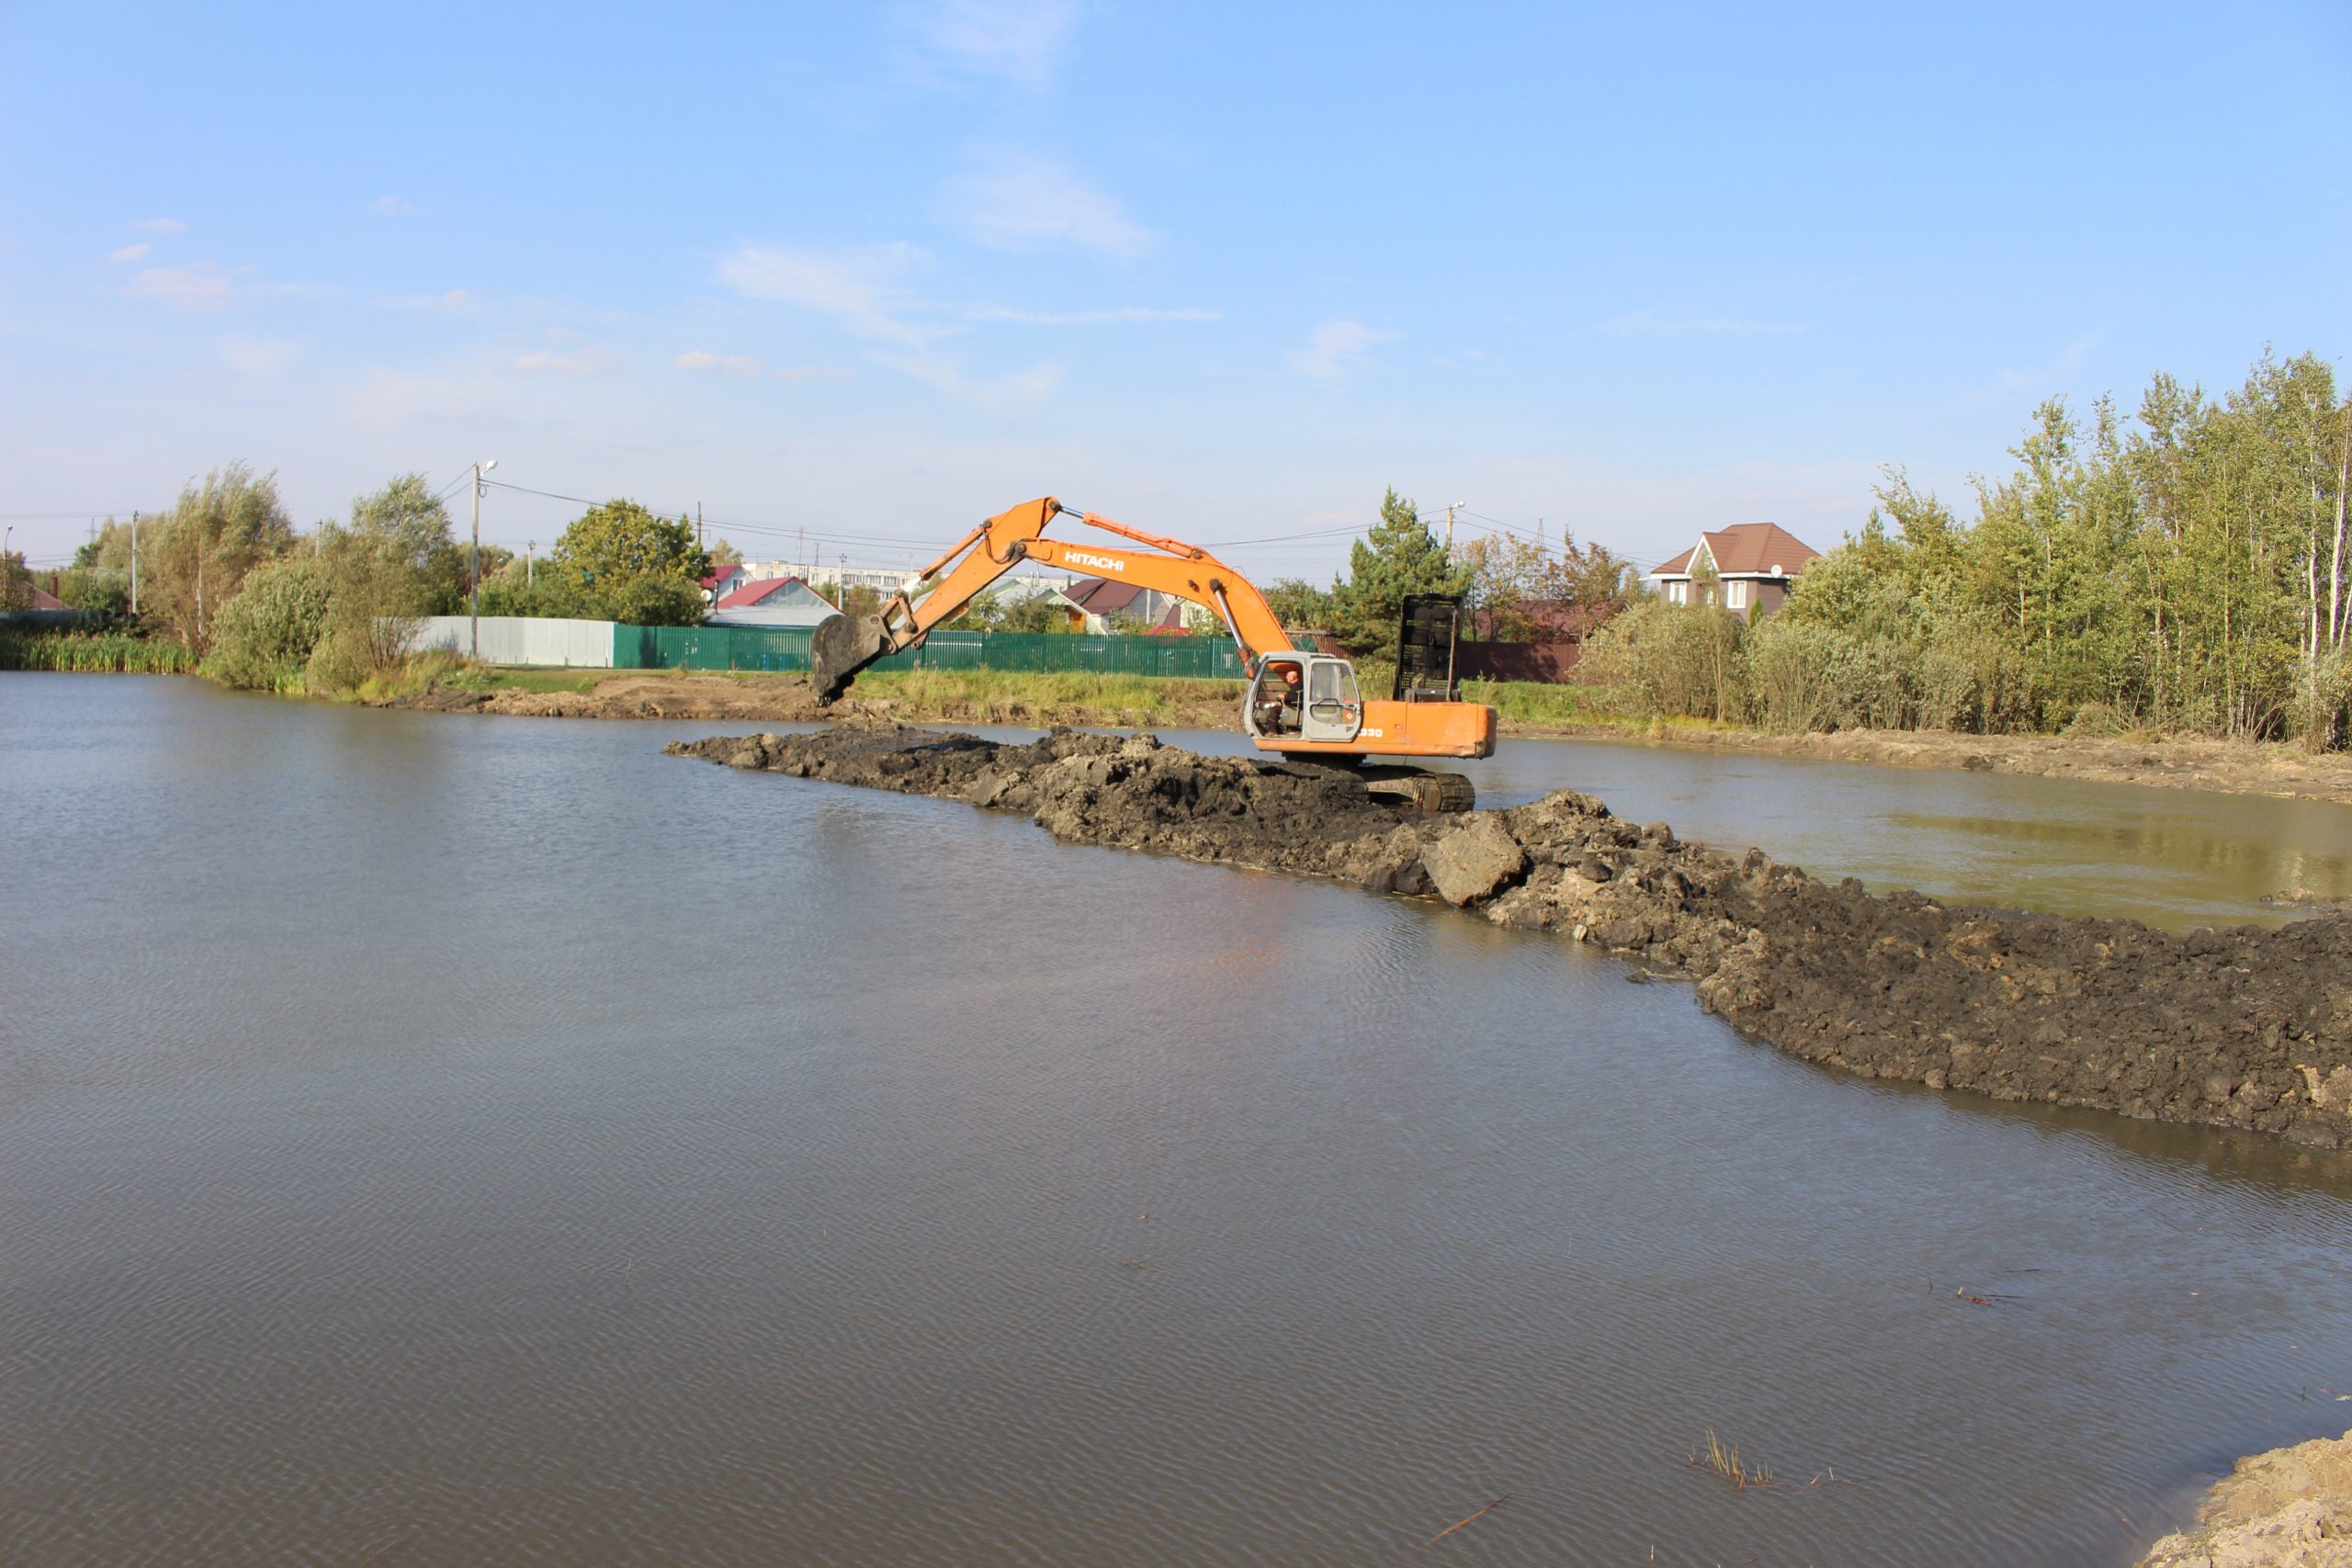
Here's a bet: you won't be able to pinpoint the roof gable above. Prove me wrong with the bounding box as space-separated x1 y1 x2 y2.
1701 523 1820 576
715 575 828 609
1647 522 1821 580
1071 581 1146 614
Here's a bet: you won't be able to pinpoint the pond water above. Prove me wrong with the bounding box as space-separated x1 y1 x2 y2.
6 673 2350 1566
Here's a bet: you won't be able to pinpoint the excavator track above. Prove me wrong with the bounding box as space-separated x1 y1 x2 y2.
1359 769 1476 814
1274 759 1475 814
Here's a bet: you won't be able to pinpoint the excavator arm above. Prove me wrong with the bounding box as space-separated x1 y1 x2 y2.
809 496 1298 701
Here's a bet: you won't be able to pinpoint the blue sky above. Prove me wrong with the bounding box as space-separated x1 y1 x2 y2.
5 1 2348 581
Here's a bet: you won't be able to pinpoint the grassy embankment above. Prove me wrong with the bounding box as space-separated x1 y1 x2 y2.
423 657 1690 738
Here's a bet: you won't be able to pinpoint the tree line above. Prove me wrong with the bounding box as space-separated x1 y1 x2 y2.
1586 349 2350 748
27 469 716 692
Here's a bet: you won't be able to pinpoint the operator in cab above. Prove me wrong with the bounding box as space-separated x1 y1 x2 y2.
1254 660 1304 735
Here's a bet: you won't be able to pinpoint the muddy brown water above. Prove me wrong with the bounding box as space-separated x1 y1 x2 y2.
6 673 2352 1567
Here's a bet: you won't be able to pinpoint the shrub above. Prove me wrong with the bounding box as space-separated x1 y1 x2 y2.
1910 648 1977 731
206 557 334 689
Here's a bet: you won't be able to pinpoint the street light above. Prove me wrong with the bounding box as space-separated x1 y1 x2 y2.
469 458 498 659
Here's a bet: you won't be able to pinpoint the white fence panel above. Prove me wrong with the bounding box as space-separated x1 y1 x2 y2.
401 616 616 667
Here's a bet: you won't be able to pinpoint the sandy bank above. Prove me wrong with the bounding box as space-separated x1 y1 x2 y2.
669 725 2352 1152
2136 1427 2352 1567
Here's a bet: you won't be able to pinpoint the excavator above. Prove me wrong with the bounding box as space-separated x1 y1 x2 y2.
807 496 1497 812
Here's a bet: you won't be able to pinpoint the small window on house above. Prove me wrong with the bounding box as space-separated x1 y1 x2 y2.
1726 581 1747 609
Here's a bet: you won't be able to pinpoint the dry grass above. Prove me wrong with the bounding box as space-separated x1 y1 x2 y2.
1690 1428 1774 1491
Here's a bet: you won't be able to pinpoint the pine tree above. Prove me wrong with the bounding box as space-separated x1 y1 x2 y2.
1328 489 1473 659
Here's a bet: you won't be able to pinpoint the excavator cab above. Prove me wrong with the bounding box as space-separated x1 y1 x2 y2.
1245 654 1363 745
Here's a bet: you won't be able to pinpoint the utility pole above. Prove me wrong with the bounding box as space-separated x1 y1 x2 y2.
1444 502 1460 551
130 512 140 615
526 540 536 590
695 502 703 551
469 457 498 659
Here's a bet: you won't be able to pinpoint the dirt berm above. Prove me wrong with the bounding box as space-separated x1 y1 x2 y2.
669 725 2352 1150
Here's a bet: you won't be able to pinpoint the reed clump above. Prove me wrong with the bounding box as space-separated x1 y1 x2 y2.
0 630 198 673
1690 1428 1773 1491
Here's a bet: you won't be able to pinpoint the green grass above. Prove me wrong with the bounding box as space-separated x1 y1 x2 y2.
0 630 198 673
440 663 605 695
352 649 473 703
848 667 1247 714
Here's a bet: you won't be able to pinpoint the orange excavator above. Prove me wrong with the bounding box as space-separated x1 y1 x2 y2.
808 496 1498 811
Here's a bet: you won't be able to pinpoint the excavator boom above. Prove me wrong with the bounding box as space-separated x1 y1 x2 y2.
809 497 1290 700
807 496 1497 768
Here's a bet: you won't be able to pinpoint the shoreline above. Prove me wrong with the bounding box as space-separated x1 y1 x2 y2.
359 667 2352 806
2134 1425 2352 1565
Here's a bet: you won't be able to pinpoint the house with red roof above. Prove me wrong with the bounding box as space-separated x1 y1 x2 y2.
1645 523 1820 620
2 581 97 626
706 575 836 628
702 562 748 603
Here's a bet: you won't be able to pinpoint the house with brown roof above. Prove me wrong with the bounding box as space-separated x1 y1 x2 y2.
1645 523 1820 620
1061 577 1191 633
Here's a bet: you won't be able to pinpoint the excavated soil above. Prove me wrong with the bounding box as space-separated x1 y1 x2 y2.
668 725 2352 1151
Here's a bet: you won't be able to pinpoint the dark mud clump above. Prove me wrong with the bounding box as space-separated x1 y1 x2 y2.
669 726 2352 1150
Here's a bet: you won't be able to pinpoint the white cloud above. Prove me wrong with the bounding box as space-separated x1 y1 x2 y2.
940 157 1153 259
220 336 302 378
107 243 151 263
896 0 1077 86
381 288 477 313
135 217 187 233
125 262 232 311
675 349 761 377
1595 307 1814 337
373 195 415 217
959 304 1219 325
1998 332 2104 389
717 242 935 345
1286 318 1396 380
775 365 858 383
871 351 1061 411
510 346 622 376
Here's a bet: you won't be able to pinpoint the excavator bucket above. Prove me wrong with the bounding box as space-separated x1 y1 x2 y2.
808 613 891 705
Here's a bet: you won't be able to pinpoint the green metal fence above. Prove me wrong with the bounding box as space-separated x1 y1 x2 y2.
614 624 812 671
609 624 1246 678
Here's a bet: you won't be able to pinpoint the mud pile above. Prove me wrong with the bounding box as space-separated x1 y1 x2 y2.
669 726 2352 1150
